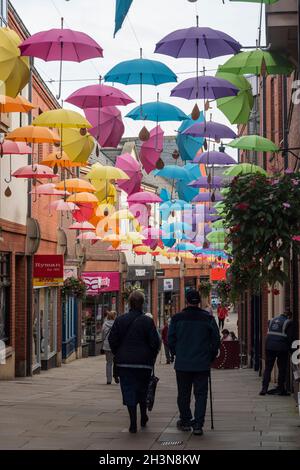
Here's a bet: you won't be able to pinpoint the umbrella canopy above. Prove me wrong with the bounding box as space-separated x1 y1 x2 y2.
114 0 133 37
32 109 91 129
0 140 32 155
86 162 129 181
206 231 226 243
6 125 60 144
67 192 99 205
31 183 69 196
61 128 95 164
42 150 83 168
176 180 199 202
171 76 238 100
162 221 193 233
77 232 100 241
183 120 237 140
68 221 95 231
153 165 190 181
175 242 197 251
127 191 162 204
216 71 254 125
126 101 188 122
105 57 177 85
50 200 79 211
139 125 164 174
115 152 142 195
193 192 223 202
219 49 294 76
84 106 124 148
155 26 241 59
56 178 96 193
0 95 35 113
224 163 267 176
194 150 236 165
176 113 204 161
160 199 192 211
142 228 166 239
0 27 30 97
228 135 279 152
160 188 171 202
66 84 134 109
12 164 56 179
188 176 223 188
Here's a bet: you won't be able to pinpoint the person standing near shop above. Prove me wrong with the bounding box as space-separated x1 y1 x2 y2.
217 303 228 330
260 310 295 396
168 289 220 436
161 319 174 364
101 311 117 385
108 291 161 433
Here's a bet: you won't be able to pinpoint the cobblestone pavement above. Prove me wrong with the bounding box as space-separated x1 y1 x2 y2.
0 355 299 450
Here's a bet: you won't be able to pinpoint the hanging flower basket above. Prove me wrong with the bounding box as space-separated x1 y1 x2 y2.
122 284 145 301
216 280 232 306
199 280 212 298
62 277 87 300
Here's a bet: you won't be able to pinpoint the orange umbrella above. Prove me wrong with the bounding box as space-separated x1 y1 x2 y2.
67 192 99 205
42 150 84 168
55 178 96 193
6 125 60 144
0 95 35 113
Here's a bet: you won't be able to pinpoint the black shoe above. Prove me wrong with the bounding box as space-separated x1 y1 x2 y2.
107 381 112 385
129 425 137 433
114 377 119 384
192 425 203 436
141 415 149 428
177 419 191 432
267 387 280 395
279 390 290 396
259 388 267 396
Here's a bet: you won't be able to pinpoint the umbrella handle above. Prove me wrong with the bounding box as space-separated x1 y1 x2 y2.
56 43 64 100
4 155 12 183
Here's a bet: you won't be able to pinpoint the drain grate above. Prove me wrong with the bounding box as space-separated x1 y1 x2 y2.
160 441 184 446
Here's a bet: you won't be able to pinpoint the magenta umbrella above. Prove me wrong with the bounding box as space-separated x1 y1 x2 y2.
84 106 124 148
12 164 56 179
66 84 134 109
115 152 142 195
127 191 162 204
20 21 104 99
139 125 164 174
128 202 150 226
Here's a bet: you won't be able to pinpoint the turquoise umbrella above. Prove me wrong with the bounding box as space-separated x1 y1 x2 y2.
114 0 133 37
153 165 190 181
126 100 188 122
176 113 204 161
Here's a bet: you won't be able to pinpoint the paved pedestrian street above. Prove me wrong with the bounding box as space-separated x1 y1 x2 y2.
0 356 299 451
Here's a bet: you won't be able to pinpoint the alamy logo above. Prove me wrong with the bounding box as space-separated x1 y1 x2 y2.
292 340 300 366
0 340 6 365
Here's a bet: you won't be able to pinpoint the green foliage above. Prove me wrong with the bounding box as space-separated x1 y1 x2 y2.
199 280 212 298
215 280 234 306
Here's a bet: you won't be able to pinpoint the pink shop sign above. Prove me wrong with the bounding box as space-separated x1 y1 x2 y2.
82 272 120 295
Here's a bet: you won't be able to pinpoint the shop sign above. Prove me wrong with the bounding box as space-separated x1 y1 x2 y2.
64 266 78 280
33 255 64 287
156 269 165 277
82 272 120 295
127 266 155 281
164 279 174 292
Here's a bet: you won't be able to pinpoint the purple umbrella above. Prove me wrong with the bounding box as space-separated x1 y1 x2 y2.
20 20 103 99
171 76 238 100
188 176 223 188
66 84 134 109
183 120 237 141
193 150 236 165
85 106 124 148
193 192 223 203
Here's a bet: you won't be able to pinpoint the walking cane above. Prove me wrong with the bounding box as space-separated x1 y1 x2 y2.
209 371 214 430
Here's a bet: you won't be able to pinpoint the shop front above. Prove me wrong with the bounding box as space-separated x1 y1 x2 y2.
158 278 180 328
62 266 81 363
126 266 155 314
82 272 120 356
184 276 197 293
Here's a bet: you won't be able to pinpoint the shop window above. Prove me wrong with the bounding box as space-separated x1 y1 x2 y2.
34 287 58 363
0 253 10 344
0 1 8 26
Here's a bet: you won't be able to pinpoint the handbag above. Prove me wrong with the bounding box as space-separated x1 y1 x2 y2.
146 367 159 412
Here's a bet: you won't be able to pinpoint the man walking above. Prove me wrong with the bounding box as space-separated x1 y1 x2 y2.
260 310 295 396
168 289 220 436
161 320 174 364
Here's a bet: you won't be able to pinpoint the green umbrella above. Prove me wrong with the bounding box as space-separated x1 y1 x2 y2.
212 219 225 230
224 163 267 176
207 231 227 243
219 49 294 76
228 135 279 152
216 71 254 124
220 187 230 196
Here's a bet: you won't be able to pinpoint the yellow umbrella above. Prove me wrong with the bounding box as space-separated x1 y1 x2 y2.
0 95 35 113
33 109 92 129
126 232 145 244
102 234 127 243
86 162 129 181
61 128 95 164
133 245 151 254
94 181 117 204
42 150 84 168
96 204 116 218
0 27 30 97
56 178 96 193
110 209 135 221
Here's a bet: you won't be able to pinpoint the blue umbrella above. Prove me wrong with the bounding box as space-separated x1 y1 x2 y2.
163 221 193 233
176 242 197 251
153 165 190 180
160 199 192 212
114 0 133 37
176 180 198 202
176 113 204 161
162 237 176 248
159 188 171 202
126 100 188 122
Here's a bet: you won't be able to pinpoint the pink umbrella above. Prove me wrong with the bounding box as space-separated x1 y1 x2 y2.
128 202 150 226
76 232 100 241
115 153 142 196
84 106 124 148
1 140 33 183
68 221 95 231
66 84 134 109
72 203 95 223
50 200 79 211
12 164 56 179
127 191 162 204
20 21 104 99
30 183 70 196
139 125 164 174
142 227 166 250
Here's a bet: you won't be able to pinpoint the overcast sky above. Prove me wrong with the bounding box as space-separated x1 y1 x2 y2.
12 0 263 138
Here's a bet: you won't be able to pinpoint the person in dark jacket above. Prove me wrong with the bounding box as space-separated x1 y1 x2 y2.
168 289 220 436
108 290 161 433
260 310 295 396
161 320 174 364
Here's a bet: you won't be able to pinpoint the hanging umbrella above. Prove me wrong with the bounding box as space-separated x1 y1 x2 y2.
76 232 101 241
6 125 60 144
126 100 188 122
110 209 136 221
67 192 99 205
193 192 223 202
84 106 124 148
160 199 192 212
183 120 237 140
0 140 32 156
176 180 199 202
160 188 171 202
171 76 238 100
142 228 166 239
0 27 30 97
153 165 190 180
50 200 79 211
31 183 69 197
163 221 193 233
114 0 134 37
33 109 92 129
219 49 294 76
175 242 197 251
86 162 129 181
206 231 227 243
0 95 35 113
12 164 56 179
176 113 204 161
223 163 267 176
194 150 236 165
55 178 96 193
215 71 254 125
127 191 162 204
227 135 279 152
188 176 223 188
115 152 142 195
139 126 164 174
212 219 226 230
66 84 134 109
68 221 95 231
20 21 103 99
42 150 83 168
61 128 95 164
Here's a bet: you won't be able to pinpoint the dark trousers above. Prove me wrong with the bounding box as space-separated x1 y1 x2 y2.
118 367 152 407
163 344 174 364
176 370 209 427
218 318 225 329
262 350 289 391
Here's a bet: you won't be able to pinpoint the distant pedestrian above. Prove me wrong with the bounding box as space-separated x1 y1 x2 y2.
230 331 238 341
101 311 117 385
217 304 228 330
260 310 295 396
161 320 174 364
108 291 161 433
221 329 232 342
202 301 213 316
168 289 220 436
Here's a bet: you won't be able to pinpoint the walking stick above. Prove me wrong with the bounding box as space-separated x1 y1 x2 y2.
209 371 214 430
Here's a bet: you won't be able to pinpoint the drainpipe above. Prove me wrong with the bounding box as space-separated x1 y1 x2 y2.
282 76 289 170
262 75 267 170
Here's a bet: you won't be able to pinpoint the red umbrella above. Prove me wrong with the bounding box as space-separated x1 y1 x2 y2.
85 106 124 148
139 125 164 174
72 203 95 223
12 164 56 179
115 153 142 196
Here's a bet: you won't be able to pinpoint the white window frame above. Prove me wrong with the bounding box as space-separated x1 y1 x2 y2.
0 0 8 26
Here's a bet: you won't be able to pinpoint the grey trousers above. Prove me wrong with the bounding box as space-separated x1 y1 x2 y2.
105 351 114 383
